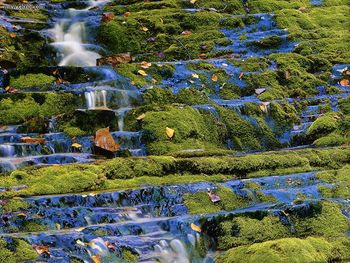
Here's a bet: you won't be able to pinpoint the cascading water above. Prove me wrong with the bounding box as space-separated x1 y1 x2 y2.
85 90 107 109
48 1 104 66
0 144 15 157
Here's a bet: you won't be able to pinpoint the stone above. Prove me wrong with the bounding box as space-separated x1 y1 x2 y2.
96 53 132 67
255 88 266 95
20 137 46 144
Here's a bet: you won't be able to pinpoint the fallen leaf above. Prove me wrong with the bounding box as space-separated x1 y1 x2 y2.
285 70 291 80
339 79 349 86
239 72 244 80
141 26 149 32
165 127 175 139
91 255 101 263
211 74 218 82
55 223 61 230
9 33 16 38
191 223 201 233
72 143 82 148
192 73 199 79
138 70 148 76
151 78 157 84
255 88 266 95
181 30 192 36
136 113 146 121
33 245 50 255
190 0 197 3
131 81 136 85
140 61 152 69
124 12 131 17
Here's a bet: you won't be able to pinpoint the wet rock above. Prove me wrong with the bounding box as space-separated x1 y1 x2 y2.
96 53 132 67
20 137 46 144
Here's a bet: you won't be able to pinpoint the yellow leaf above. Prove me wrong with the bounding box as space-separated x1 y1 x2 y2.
190 0 197 3
211 74 218 82
160 18 164 23
165 127 175 139
72 143 82 148
55 223 61 230
141 27 149 32
191 223 201 233
136 113 146 121
192 73 199 79
138 70 148 76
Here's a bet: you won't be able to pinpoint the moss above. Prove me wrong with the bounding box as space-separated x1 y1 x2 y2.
290 201 350 238
9 73 55 90
1 198 30 213
63 127 86 138
217 216 290 250
183 185 251 215
217 237 347 263
314 133 347 147
0 239 38 263
139 106 224 154
307 112 340 139
122 248 138 262
19 221 48 232
249 35 283 49
0 93 77 127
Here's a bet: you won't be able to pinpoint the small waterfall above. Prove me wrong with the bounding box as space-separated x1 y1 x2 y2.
85 90 107 109
154 239 190 263
48 116 58 133
0 145 15 157
116 107 131 131
48 2 102 66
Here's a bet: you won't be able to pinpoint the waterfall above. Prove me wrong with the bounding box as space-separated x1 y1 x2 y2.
0 145 15 157
116 107 131 131
154 239 190 263
48 3 102 66
85 90 107 109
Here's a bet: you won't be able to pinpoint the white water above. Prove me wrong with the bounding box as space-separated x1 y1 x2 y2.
48 0 109 66
85 90 107 109
0 144 15 157
154 239 191 263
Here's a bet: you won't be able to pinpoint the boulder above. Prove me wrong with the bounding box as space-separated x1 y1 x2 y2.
96 53 132 67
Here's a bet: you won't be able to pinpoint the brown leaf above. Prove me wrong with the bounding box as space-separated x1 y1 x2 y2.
339 79 349 87
33 245 50 255
211 74 218 82
136 113 146 121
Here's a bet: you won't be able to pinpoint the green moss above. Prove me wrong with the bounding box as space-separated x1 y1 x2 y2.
249 35 283 49
63 127 86 138
9 73 55 90
307 112 340 139
19 221 48 232
183 185 251 215
1 198 30 213
291 201 350 238
217 216 290 250
217 237 348 263
0 93 76 127
314 133 347 147
140 106 224 154
122 248 138 262
0 239 38 263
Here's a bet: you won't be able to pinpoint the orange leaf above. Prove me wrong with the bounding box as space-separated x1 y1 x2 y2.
124 12 131 17
140 61 152 69
181 31 192 36
9 33 16 38
91 255 101 263
211 74 218 82
34 245 50 255
339 79 349 87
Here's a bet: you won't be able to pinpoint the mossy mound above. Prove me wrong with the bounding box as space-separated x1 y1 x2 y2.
217 237 350 263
